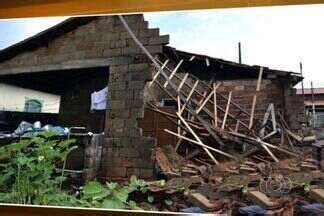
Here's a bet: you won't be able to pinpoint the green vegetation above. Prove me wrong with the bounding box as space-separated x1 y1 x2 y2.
0 132 156 210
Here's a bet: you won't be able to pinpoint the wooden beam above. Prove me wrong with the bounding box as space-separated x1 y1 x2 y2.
149 59 169 87
249 66 263 129
165 129 235 160
222 91 232 130
177 73 189 92
176 112 219 165
180 80 199 114
163 60 183 88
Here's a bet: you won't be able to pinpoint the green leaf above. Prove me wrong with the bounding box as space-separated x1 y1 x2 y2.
128 200 142 210
102 198 125 209
106 182 118 191
115 188 129 203
83 181 104 195
147 195 154 203
164 199 173 206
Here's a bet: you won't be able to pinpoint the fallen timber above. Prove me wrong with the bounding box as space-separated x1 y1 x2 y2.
119 15 324 214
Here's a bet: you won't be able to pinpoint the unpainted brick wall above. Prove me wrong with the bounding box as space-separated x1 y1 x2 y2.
148 73 304 135
100 15 169 180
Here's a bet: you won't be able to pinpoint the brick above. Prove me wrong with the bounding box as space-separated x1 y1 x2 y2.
106 119 125 128
119 148 140 158
101 166 127 178
109 100 126 109
139 168 153 179
131 108 145 118
146 45 163 54
128 63 149 72
110 90 133 100
110 56 134 66
126 99 143 109
108 109 131 119
130 70 152 81
122 46 141 55
139 28 159 37
109 82 127 90
133 89 144 100
128 81 146 90
110 40 126 48
126 168 140 177
110 65 129 73
148 35 169 45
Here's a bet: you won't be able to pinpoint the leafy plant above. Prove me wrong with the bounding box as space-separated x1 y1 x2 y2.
0 131 78 205
0 132 152 210
80 176 148 209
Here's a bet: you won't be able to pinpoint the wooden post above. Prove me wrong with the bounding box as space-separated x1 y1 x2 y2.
238 42 242 64
213 82 218 128
149 59 169 87
180 80 199 114
177 95 181 138
163 59 183 88
300 62 306 114
249 66 263 129
311 81 316 128
222 91 232 130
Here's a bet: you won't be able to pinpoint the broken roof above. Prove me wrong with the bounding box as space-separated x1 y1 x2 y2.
0 15 303 85
163 46 303 84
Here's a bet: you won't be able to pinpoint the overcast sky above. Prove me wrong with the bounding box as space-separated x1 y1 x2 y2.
0 4 323 88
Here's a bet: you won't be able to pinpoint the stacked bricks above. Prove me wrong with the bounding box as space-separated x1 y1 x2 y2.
216 79 284 127
283 87 307 130
100 15 169 180
83 134 104 182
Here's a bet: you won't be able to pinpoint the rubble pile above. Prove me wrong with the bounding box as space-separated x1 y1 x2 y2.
117 16 324 214
145 59 323 214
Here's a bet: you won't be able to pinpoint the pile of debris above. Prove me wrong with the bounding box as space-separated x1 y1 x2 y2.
118 15 324 214
143 57 324 213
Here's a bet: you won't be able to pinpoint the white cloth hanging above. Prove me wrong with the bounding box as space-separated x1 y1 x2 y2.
91 86 108 111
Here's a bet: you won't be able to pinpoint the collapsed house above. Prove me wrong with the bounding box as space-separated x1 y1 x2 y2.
0 14 309 179
0 13 323 213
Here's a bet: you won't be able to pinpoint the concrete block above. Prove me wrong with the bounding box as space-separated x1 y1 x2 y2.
108 109 131 119
128 81 146 90
129 63 149 72
126 168 140 177
139 168 153 179
148 35 169 45
139 28 159 37
109 81 127 91
109 100 126 109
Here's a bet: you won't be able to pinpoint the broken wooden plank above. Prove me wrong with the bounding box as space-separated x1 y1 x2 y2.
165 128 236 160
222 91 232 130
180 80 199 114
149 59 169 87
188 193 221 211
309 188 324 203
249 66 263 129
213 82 218 128
163 59 183 88
247 190 280 209
177 73 189 92
176 112 219 165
